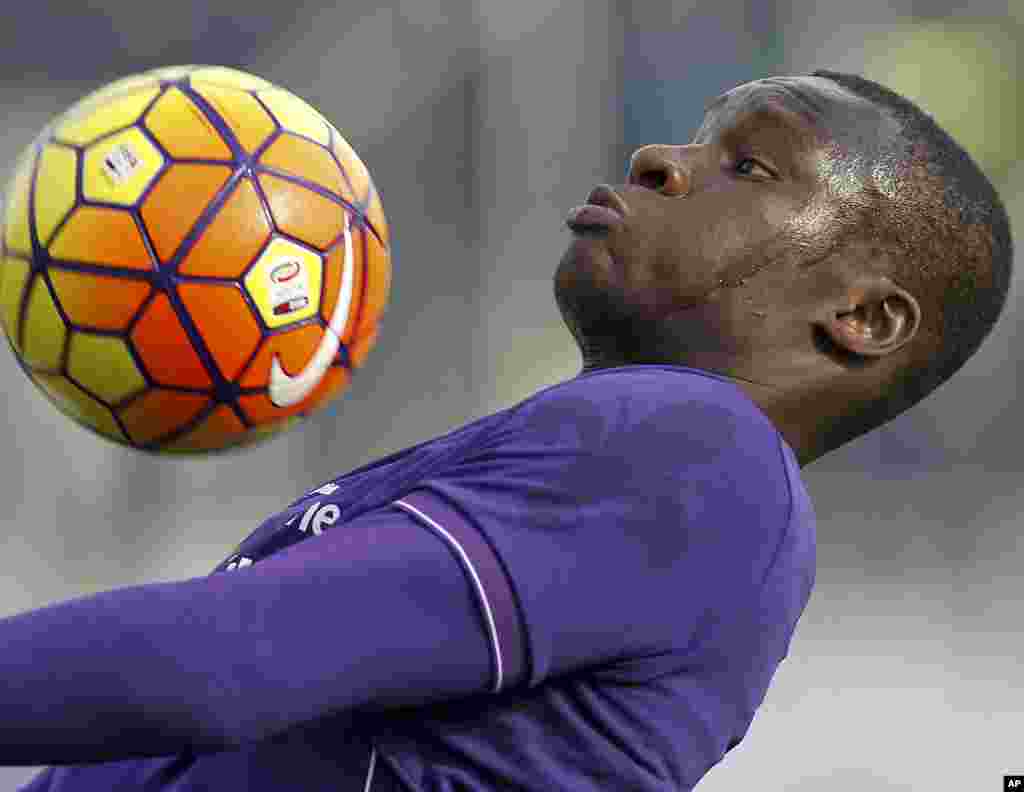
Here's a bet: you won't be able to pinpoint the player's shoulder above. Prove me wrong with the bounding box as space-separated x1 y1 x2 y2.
491 362 778 475
524 364 777 434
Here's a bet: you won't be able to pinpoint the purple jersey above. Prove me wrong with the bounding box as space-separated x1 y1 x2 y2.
8 365 815 791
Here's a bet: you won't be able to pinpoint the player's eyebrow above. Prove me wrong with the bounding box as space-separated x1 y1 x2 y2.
697 101 808 150
732 103 815 137
696 99 823 181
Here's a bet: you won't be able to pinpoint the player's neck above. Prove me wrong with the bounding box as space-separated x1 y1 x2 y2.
726 378 845 467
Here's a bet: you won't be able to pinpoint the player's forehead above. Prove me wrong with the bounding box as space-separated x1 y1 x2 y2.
699 75 890 143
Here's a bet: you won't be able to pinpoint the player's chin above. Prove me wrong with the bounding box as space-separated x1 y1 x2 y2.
560 226 622 287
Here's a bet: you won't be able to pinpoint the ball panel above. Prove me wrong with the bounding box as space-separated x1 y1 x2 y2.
328 175 358 211
56 86 162 146
139 163 232 262
145 88 233 161
179 177 271 278
329 131 371 210
159 404 248 453
67 332 146 404
190 67 272 92
177 282 262 380
256 89 330 146
48 269 151 331
82 127 165 206
242 237 323 329
131 292 213 388
49 207 152 270
33 145 77 247
21 276 66 371
118 389 210 446
238 365 350 423
3 145 36 256
357 226 391 336
259 134 346 197
0 257 32 347
238 323 322 388
190 83 276 155
258 173 346 251
79 75 160 107
35 372 127 443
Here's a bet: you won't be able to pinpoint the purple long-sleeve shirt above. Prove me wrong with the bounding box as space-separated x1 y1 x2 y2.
8 365 816 791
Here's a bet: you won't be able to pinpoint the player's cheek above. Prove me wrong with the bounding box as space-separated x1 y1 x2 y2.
646 227 721 303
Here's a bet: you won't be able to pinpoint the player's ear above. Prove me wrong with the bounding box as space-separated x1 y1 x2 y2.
818 277 921 358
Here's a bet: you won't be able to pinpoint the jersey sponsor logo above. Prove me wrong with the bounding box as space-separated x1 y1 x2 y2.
294 500 341 536
267 214 355 408
224 554 254 571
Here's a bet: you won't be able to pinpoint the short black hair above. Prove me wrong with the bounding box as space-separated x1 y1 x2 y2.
809 69 1013 438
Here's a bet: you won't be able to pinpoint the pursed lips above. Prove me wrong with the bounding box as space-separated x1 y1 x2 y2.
566 184 628 232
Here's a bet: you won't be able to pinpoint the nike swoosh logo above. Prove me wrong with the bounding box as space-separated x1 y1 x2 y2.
268 213 356 407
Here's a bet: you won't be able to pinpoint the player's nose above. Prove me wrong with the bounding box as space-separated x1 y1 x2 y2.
627 144 692 197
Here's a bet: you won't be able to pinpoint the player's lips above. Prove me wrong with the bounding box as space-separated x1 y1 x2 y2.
566 184 628 233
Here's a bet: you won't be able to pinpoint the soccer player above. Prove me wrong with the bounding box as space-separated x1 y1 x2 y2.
3 70 1012 791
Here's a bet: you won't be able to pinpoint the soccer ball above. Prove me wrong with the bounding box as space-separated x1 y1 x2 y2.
0 65 390 453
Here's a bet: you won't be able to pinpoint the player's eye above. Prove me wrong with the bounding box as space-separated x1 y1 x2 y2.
734 157 775 179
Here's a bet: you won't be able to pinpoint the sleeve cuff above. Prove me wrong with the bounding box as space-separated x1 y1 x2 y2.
393 489 529 693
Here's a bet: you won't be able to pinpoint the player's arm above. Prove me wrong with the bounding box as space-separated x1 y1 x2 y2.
0 503 509 766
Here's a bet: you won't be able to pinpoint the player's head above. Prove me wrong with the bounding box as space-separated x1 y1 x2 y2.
554 70 1013 465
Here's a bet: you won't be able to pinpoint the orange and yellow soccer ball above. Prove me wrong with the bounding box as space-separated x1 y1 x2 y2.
0 65 390 453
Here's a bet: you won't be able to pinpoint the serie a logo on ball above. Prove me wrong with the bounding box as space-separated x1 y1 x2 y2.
0 65 391 454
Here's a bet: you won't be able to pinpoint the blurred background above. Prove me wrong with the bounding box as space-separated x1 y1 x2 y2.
1 1 1021 789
